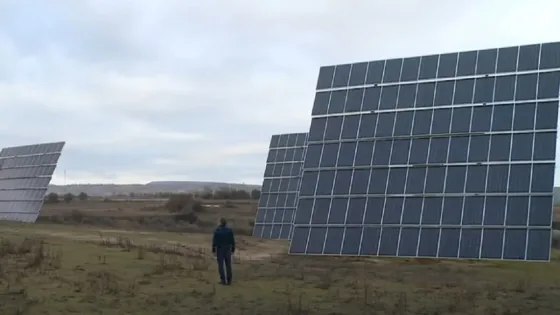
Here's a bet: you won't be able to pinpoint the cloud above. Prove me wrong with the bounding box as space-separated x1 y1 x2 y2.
0 0 559 185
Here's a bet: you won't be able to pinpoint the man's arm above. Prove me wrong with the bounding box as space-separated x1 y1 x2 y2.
230 229 236 253
212 229 217 252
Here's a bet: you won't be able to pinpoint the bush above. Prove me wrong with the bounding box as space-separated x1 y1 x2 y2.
164 194 196 213
45 192 60 204
251 189 261 200
553 230 560 249
78 192 88 201
224 200 236 208
192 201 205 213
63 193 74 203
71 209 84 223
174 212 198 224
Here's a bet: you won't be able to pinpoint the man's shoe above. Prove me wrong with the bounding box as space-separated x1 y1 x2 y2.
219 281 226 285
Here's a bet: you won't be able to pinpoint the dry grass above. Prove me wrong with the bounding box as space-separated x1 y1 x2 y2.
38 199 257 236
0 222 559 314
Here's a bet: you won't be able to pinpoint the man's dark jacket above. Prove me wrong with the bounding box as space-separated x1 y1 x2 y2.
212 226 236 252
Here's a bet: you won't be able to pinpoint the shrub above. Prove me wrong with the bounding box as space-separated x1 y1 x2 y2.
63 193 74 203
174 212 198 224
192 201 205 213
553 230 560 248
71 209 84 223
45 192 60 204
164 194 195 213
78 192 88 201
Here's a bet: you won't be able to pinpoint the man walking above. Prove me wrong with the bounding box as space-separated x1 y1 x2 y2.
212 218 235 285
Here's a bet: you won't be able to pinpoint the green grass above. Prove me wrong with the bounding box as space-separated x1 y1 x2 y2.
0 222 560 314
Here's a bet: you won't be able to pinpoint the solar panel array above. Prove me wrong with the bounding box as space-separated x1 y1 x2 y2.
0 142 65 223
287 42 560 261
253 133 307 239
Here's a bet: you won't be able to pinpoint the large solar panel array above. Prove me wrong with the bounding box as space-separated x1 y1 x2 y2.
253 133 307 239
288 42 560 261
0 142 65 223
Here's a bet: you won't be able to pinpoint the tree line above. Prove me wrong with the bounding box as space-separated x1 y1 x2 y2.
43 188 261 204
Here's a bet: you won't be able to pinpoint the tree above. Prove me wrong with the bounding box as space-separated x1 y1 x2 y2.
192 200 205 213
200 187 214 199
213 188 232 200
45 192 59 204
78 192 88 201
231 189 251 199
63 193 74 203
164 194 195 213
250 189 261 200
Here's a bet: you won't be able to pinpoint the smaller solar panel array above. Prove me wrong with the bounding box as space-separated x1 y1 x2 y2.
253 133 307 239
0 142 65 223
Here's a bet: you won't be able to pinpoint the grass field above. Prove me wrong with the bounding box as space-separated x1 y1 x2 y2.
0 199 559 314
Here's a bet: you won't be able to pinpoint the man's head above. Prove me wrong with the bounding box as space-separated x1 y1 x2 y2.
219 217 227 227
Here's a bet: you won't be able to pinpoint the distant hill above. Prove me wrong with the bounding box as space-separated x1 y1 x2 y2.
47 181 261 196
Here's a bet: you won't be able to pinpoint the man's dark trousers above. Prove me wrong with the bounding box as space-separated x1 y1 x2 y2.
216 246 232 284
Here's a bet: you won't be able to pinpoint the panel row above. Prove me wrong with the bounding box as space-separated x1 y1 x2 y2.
269 133 307 149
263 162 302 178
0 200 44 213
316 42 560 89
300 164 555 196
0 165 57 179
0 177 52 189
290 226 551 261
261 178 301 194
258 192 299 209
309 102 558 142
0 142 65 158
305 133 556 168
0 153 61 169
0 189 46 201
253 224 292 240
313 72 560 115
255 207 295 224
266 147 306 163
293 195 552 227
0 212 39 223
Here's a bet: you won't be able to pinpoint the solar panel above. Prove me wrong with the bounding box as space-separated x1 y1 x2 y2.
253 133 308 239
289 42 560 261
0 141 65 223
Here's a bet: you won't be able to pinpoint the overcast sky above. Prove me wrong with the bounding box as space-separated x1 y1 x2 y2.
0 0 559 185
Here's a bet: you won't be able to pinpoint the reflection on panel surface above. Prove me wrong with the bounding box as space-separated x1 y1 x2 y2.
0 141 65 223
253 133 307 239
291 42 560 261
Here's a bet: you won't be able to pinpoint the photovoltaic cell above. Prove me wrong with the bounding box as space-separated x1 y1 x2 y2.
290 42 560 261
253 133 307 239
0 141 65 223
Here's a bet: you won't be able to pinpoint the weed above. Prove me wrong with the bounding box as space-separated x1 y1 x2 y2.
136 246 146 260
